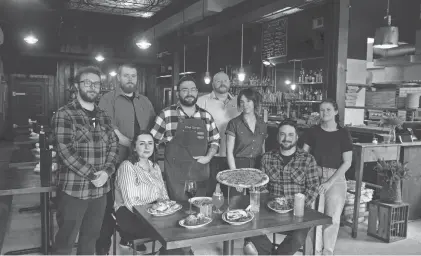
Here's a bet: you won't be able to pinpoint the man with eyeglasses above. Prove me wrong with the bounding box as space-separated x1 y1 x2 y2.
51 66 119 255
151 76 220 255
97 63 156 254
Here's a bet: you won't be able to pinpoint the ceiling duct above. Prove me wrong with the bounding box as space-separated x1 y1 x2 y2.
141 0 246 39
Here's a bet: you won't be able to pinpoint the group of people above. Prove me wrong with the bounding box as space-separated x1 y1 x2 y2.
51 63 353 256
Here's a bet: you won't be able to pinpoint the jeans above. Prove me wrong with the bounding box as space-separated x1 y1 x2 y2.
95 191 115 254
0 195 12 253
53 191 107 255
206 156 229 196
318 167 347 255
245 228 310 255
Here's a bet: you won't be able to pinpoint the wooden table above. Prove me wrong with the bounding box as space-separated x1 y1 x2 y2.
345 143 401 238
0 162 54 255
133 195 331 255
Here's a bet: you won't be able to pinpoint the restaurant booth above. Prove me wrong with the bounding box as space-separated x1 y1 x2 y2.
1 0 421 254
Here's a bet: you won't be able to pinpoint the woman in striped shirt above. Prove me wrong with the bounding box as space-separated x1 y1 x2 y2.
114 130 168 252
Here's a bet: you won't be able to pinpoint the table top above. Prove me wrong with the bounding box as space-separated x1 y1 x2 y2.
133 194 331 250
0 162 54 196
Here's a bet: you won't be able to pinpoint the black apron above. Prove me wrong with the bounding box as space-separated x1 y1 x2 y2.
164 112 210 201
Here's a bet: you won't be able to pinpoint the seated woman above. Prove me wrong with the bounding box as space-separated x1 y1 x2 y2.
114 131 183 255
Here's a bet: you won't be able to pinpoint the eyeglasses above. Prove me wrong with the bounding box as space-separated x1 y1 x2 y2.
78 80 101 89
180 88 198 94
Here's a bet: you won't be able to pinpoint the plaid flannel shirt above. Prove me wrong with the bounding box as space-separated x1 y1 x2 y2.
52 100 119 199
261 148 320 207
150 103 220 150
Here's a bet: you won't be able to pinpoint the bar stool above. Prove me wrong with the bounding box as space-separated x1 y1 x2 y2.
111 212 158 255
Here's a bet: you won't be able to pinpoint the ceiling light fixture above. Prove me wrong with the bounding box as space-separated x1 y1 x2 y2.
24 34 38 45
109 71 117 77
285 79 291 85
373 0 398 49
204 36 211 84
95 54 105 62
290 60 296 90
140 12 154 18
238 24 246 82
136 39 151 50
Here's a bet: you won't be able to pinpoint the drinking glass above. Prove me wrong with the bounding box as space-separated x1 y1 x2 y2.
250 191 261 212
184 180 197 214
212 191 224 213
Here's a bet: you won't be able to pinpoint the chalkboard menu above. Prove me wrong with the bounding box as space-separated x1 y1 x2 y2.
262 17 288 60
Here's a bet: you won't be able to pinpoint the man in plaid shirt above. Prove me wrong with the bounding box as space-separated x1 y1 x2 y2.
244 120 321 255
52 66 119 255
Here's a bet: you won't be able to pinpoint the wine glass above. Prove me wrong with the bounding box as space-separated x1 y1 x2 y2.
212 190 224 214
184 180 197 214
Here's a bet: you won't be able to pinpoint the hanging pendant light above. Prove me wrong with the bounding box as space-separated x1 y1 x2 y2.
290 60 296 90
204 36 211 84
238 24 246 82
373 0 398 49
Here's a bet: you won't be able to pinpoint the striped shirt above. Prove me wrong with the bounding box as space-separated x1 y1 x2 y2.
150 102 220 150
52 99 119 199
114 160 169 212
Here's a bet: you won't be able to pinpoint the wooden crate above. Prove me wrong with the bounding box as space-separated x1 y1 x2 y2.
367 200 409 243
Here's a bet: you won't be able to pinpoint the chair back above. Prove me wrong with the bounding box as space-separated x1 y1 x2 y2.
40 147 52 187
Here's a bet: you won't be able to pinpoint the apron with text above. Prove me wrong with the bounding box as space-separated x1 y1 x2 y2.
164 114 210 201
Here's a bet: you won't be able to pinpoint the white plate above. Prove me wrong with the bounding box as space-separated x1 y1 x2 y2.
222 210 254 226
179 217 212 229
267 200 293 214
188 197 213 207
147 204 182 217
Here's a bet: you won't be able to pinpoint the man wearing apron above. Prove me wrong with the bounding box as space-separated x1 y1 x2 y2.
151 76 220 206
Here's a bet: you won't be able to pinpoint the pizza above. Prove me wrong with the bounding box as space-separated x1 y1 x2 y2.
216 168 269 188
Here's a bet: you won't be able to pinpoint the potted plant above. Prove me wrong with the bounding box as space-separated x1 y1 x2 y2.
374 159 410 204
379 113 403 143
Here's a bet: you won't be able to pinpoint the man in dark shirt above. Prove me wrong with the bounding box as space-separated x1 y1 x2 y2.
244 120 321 255
97 64 156 254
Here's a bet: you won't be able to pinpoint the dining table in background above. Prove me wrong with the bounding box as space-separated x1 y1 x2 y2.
0 161 54 255
133 194 331 255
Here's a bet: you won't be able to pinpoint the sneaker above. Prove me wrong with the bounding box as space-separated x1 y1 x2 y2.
119 240 147 254
243 241 258 255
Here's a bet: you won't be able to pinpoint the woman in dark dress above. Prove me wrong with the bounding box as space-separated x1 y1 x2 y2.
226 88 267 195
303 99 353 256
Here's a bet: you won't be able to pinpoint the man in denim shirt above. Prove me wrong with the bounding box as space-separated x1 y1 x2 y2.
244 120 320 255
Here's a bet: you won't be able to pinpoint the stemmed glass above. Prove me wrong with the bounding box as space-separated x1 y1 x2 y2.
184 180 197 214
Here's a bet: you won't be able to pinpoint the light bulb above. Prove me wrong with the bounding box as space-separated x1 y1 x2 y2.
109 71 117 77
291 84 296 90
24 34 38 44
238 67 246 82
204 71 211 84
285 79 291 85
136 39 151 49
95 54 105 62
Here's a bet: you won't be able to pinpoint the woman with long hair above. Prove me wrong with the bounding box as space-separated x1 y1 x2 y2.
226 88 267 195
302 99 353 255
114 131 182 254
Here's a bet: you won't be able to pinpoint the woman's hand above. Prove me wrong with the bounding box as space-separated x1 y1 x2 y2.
318 181 333 194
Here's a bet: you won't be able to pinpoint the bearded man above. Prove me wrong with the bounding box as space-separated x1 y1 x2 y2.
51 66 118 255
242 120 321 255
97 63 156 254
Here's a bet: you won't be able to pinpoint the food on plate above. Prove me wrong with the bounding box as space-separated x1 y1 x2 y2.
191 197 212 206
149 200 177 214
216 168 269 188
272 197 291 210
184 213 207 226
226 209 250 222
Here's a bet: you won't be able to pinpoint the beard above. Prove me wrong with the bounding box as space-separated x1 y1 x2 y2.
179 95 197 107
79 89 98 103
280 140 297 150
213 84 229 94
121 82 137 94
